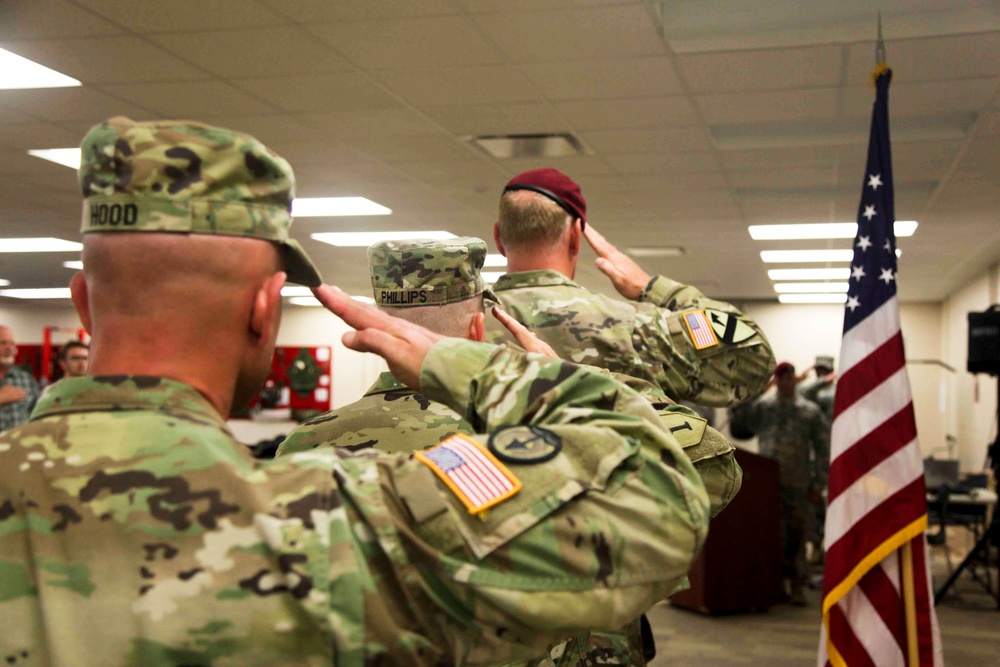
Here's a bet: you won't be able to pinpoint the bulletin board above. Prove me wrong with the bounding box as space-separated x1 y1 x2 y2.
235 346 333 421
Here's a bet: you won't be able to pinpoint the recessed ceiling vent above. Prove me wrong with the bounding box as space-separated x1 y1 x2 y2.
470 133 588 159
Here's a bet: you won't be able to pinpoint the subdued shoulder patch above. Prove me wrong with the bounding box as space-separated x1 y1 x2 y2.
682 310 719 350
414 435 521 515
658 412 707 448
705 309 757 344
488 425 562 465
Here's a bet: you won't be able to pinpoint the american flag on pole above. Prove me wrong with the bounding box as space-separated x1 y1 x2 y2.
818 65 943 667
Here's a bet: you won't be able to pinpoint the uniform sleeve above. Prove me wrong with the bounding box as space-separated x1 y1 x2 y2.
632 275 776 406
370 339 711 664
810 407 831 489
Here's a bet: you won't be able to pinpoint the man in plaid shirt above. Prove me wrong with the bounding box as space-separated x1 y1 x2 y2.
0 326 40 433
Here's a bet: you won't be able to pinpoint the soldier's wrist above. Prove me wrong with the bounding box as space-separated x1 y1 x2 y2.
419 338 497 418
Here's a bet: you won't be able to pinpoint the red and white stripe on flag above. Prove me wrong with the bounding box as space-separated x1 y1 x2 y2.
682 310 719 350
818 296 943 667
415 434 521 514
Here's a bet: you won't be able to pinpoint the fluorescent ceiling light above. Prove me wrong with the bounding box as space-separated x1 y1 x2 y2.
312 231 456 247
27 147 82 169
761 249 855 263
0 288 72 299
768 268 851 281
292 197 391 217
0 279 9 287
353 296 376 304
773 282 849 294
0 238 83 253
482 272 505 284
484 254 508 268
0 48 81 90
62 261 84 270
626 246 685 258
749 221 918 240
778 294 848 304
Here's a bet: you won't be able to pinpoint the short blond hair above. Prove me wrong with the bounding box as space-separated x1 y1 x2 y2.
378 295 484 339
498 190 571 249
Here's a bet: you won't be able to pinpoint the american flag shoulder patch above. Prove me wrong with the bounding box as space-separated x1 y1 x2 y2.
682 310 720 350
414 435 522 514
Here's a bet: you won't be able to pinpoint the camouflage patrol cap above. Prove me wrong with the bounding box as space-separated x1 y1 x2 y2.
815 355 835 371
369 237 487 307
77 116 322 287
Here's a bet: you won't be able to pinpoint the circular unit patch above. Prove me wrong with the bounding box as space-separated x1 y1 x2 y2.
488 425 563 465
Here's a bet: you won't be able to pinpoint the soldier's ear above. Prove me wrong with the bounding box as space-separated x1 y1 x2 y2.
493 222 506 257
469 312 486 342
249 272 286 345
567 218 582 259
69 272 92 334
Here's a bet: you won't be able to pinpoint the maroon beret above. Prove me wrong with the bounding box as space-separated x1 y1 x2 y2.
502 168 587 223
774 361 796 378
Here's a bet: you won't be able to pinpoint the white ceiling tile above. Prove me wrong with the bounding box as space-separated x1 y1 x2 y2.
697 88 840 124
232 72 401 113
263 0 456 22
845 32 1000 85
0 0 122 39
339 135 476 165
149 27 351 78
373 66 543 107
473 5 663 63
1 37 209 84
553 97 698 130
0 124 89 152
73 0 285 32
298 110 443 139
100 81 278 117
194 115 321 145
0 87 154 124
457 0 633 13
727 166 837 189
308 17 506 69
0 104 43 125
421 102 568 135
580 127 714 154
677 44 844 93
523 56 683 100
496 156 614 178
719 146 841 171
605 152 721 175
841 79 1000 118
394 158 502 185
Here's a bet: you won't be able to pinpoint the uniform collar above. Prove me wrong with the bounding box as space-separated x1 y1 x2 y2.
491 269 581 292
31 375 227 429
365 371 409 395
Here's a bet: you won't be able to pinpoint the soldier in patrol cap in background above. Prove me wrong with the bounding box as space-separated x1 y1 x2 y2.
277 240 742 667
276 236 490 456
0 117 711 666
490 167 776 407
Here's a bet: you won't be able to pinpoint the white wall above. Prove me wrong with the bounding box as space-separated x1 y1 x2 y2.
939 262 1000 473
733 301 946 461
0 301 387 411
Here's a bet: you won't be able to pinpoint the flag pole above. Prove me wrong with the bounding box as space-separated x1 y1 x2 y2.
874 13 921 666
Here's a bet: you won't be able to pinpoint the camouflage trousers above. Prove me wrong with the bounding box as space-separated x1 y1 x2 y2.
537 618 646 666
780 487 810 589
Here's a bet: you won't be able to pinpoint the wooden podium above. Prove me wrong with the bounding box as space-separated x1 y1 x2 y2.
670 448 784 613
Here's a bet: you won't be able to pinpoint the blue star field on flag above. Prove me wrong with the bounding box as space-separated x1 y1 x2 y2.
844 69 897 333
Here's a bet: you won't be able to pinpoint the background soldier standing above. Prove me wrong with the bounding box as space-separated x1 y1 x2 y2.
490 167 775 407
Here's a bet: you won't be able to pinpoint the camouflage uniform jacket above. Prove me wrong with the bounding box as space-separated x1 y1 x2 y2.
490 270 775 407
729 393 830 491
279 366 741 667
0 365 40 433
799 378 836 423
277 371 472 457
0 340 709 667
